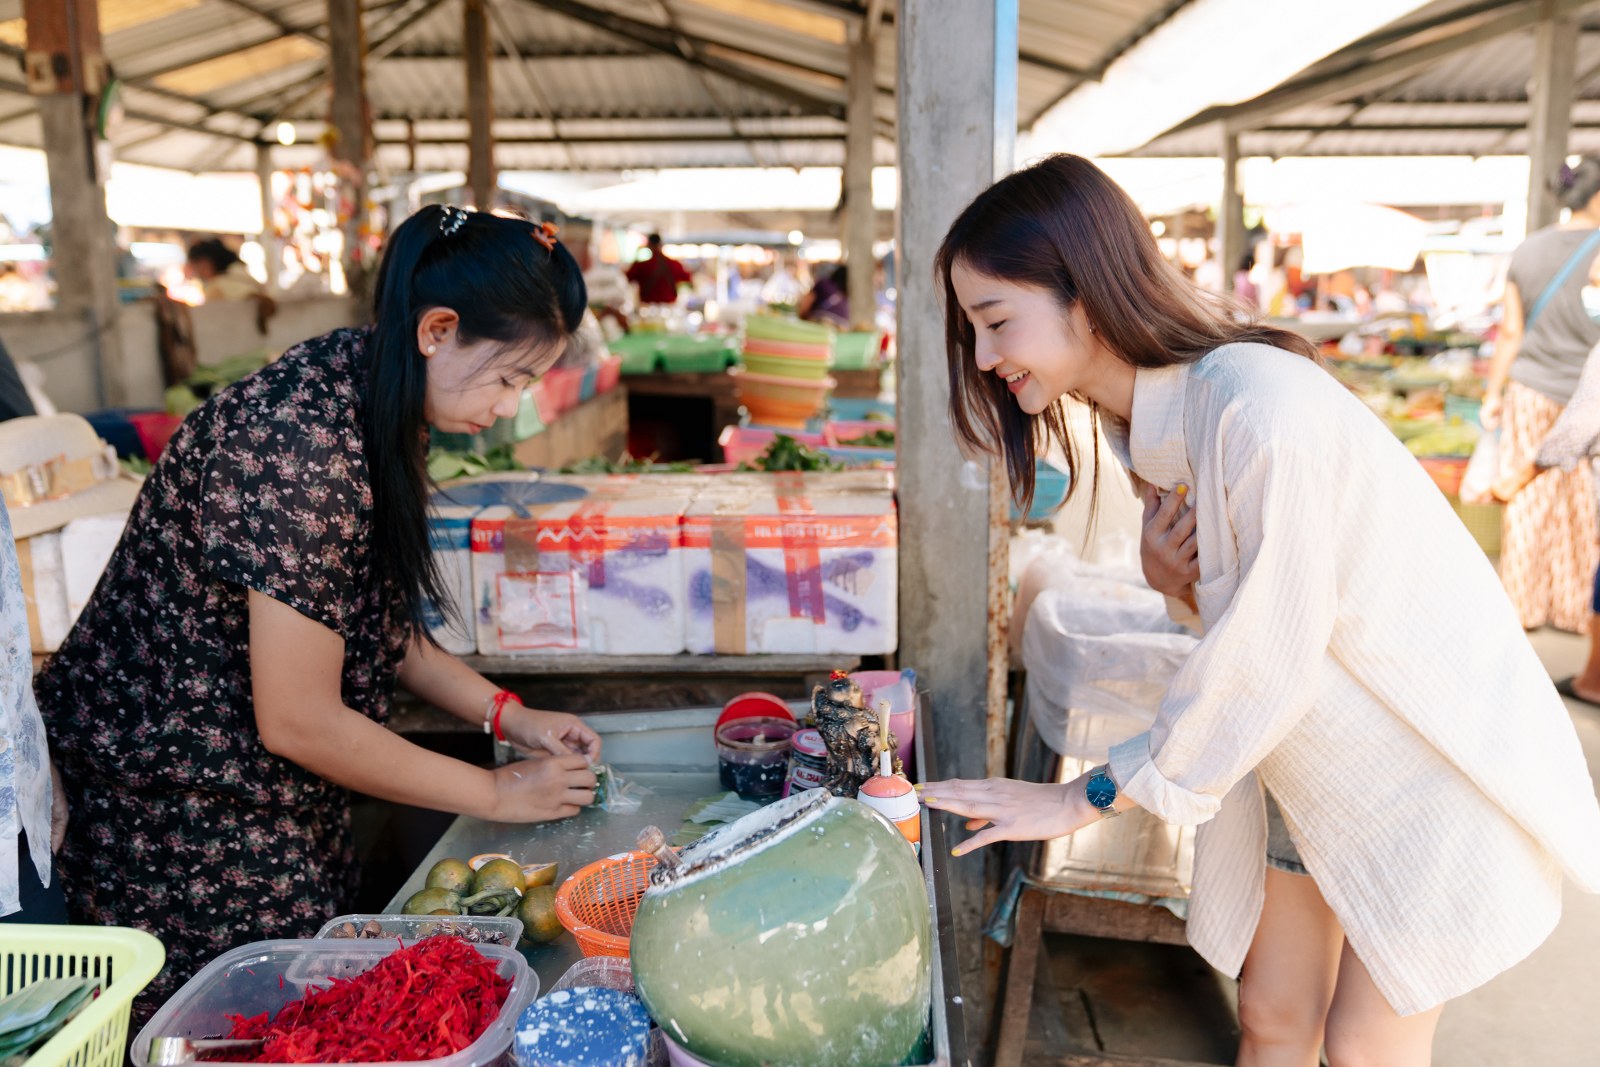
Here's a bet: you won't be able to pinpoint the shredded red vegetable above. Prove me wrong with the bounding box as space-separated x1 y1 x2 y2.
215 937 510 1062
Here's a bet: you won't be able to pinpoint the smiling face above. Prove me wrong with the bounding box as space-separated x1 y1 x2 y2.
949 259 1111 416
416 306 563 435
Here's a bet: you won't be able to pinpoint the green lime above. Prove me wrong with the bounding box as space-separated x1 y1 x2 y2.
472 858 526 897
516 886 563 945
425 858 475 895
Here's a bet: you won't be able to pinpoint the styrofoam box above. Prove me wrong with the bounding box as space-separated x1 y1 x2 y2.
470 477 699 655
424 502 479 654
17 511 128 653
682 473 898 655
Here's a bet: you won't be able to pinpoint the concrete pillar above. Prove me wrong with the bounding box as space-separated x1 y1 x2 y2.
896 0 1018 1050
844 31 876 331
24 0 125 407
1527 5 1579 232
464 0 496 209
1220 126 1245 295
255 142 279 295
327 0 369 294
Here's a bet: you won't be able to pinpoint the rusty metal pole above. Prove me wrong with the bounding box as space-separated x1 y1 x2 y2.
23 0 125 407
464 0 496 209
327 0 370 297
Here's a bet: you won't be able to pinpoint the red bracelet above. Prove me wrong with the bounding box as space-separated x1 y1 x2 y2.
485 690 519 743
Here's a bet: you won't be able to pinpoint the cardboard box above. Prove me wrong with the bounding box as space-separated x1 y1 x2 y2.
682 473 898 655
17 512 128 653
470 476 698 655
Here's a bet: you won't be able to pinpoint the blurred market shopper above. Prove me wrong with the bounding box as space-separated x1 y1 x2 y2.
1498 253 1600 707
37 205 602 1020
1480 157 1600 632
924 155 1600 1067
0 489 68 925
798 263 852 329
625 232 691 305
186 237 277 333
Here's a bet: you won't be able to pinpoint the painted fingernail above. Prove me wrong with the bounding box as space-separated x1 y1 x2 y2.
1176 484 1188 496
950 847 963 857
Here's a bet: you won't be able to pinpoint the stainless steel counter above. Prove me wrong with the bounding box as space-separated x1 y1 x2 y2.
384 700 968 1066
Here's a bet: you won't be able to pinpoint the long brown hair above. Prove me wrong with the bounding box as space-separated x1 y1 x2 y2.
934 153 1319 514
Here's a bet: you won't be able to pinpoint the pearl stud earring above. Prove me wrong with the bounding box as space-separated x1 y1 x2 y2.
426 345 437 355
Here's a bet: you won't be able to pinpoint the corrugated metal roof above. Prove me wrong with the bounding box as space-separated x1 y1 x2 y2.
0 0 1172 171
5 0 1586 174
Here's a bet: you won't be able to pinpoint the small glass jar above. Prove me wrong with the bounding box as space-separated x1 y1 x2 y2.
714 717 796 799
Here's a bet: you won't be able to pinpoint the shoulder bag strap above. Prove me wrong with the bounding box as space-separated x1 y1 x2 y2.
1525 228 1600 330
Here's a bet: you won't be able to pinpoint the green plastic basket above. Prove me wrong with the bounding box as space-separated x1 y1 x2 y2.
607 334 663 376
832 331 881 370
2 925 165 1067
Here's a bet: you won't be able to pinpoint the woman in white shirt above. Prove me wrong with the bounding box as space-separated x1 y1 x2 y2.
923 154 1600 1067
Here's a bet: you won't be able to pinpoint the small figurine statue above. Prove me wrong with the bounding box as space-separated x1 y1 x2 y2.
812 670 896 797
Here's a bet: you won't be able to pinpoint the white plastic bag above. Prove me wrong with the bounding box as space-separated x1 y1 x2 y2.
1459 428 1500 506
1022 572 1197 762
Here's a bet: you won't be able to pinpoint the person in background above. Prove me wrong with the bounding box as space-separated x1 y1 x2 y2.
1496 252 1600 705
0 496 67 925
625 233 691 306
188 238 277 334
1481 156 1600 633
798 264 851 329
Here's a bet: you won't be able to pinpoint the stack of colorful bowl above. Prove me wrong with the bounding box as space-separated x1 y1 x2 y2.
733 314 836 429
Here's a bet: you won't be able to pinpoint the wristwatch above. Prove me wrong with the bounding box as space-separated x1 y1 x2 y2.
1085 764 1120 818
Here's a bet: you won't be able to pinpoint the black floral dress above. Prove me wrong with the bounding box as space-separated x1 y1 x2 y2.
36 328 410 1022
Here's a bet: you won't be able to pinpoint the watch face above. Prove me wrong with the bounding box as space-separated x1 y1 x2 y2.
1086 775 1117 810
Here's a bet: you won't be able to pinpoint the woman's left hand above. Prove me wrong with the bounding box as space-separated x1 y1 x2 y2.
502 705 603 763
1491 461 1537 503
922 777 1096 855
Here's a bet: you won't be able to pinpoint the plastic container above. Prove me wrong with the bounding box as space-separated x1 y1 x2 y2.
740 336 832 361
716 691 796 729
548 956 636 996
850 668 916 769
730 367 835 428
658 335 738 373
831 331 882 370
826 397 895 423
716 424 827 466
743 313 834 346
1452 497 1503 556
531 378 561 425
131 939 537 1067
662 1033 717 1067
741 352 833 380
715 716 796 798
543 368 586 415
607 335 661 376
595 353 623 394
1013 457 1071 522
513 987 651 1067
2 925 164 1067
315 914 524 948
554 852 659 959
579 363 599 403
825 419 895 447
1418 456 1468 497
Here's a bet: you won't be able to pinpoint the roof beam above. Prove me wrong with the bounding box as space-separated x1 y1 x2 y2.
520 0 846 118
0 74 255 143
208 0 326 45
1256 122 1600 134
378 131 854 144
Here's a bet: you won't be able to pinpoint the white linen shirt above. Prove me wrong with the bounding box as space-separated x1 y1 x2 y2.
1102 343 1600 1016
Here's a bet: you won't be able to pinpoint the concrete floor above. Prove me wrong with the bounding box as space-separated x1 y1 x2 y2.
1023 628 1600 1066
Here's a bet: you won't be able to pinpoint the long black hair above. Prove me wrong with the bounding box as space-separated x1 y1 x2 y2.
935 154 1317 515
366 205 586 640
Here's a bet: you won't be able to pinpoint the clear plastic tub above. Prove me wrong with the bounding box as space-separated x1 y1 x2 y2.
315 913 524 948
130 939 538 1067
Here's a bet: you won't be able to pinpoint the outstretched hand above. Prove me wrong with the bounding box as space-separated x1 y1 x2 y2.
922 776 1097 856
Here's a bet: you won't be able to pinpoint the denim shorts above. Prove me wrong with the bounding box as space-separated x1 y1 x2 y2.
1264 791 1309 877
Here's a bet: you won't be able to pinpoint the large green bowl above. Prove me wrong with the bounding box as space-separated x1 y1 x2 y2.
630 790 931 1067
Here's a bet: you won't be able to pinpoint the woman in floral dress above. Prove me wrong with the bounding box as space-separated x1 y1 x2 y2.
36 207 602 1020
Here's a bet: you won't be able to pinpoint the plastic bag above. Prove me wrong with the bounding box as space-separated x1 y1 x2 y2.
1022 572 1197 762
1459 428 1500 505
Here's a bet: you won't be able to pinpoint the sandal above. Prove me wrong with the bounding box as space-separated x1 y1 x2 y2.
1554 676 1600 709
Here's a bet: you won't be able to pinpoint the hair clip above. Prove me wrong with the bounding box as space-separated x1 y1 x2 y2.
1559 163 1579 190
532 220 559 252
439 206 470 237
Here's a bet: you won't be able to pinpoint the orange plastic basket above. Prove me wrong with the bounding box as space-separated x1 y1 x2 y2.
553 851 659 958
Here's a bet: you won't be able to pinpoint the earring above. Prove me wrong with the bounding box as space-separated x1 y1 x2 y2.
425 345 438 356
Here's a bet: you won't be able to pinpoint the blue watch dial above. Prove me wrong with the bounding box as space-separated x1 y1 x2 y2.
1085 773 1117 810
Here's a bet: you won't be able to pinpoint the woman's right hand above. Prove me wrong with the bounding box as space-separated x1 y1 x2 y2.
1140 485 1199 600
487 754 596 823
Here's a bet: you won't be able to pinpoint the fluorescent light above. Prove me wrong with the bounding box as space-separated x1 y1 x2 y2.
787 230 804 245
276 122 296 146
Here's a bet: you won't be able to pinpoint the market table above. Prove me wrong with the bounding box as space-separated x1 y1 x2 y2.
383 697 967 1067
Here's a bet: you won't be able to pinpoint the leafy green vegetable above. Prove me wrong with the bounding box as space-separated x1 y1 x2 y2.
837 429 895 448
557 453 697 474
426 444 524 481
742 435 842 472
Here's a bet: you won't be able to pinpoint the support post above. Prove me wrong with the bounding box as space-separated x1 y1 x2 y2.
24 0 125 407
896 0 1018 1054
464 0 496 209
327 0 370 296
844 30 876 330
255 142 279 295
1527 4 1579 233
1219 126 1245 295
